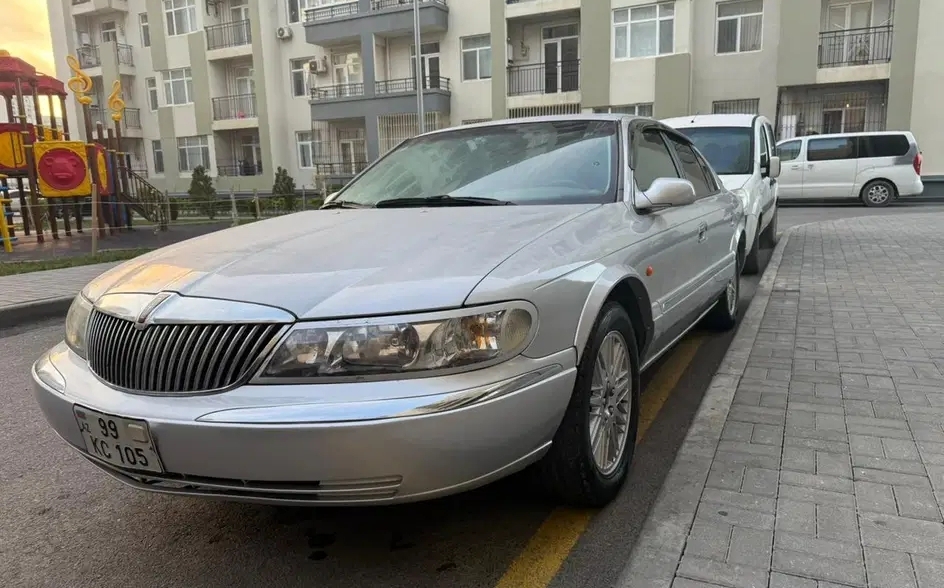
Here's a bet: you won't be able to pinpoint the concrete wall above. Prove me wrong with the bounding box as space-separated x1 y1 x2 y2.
910 0 942 175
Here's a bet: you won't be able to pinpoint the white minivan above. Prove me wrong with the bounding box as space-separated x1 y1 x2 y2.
662 114 780 274
774 131 923 207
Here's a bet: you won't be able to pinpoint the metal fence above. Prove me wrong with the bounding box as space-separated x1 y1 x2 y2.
507 61 580 97
77 45 100 68
305 1 359 22
116 44 134 66
310 83 366 100
217 162 264 177
712 99 760 115
776 87 889 139
818 25 893 68
375 76 451 94
205 20 252 50
211 94 258 120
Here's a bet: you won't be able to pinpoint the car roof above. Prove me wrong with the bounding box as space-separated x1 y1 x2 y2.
661 114 760 129
776 130 916 144
420 113 658 137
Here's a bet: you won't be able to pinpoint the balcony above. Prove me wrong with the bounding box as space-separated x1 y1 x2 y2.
309 76 451 120
71 0 128 15
818 25 893 68
507 60 580 110
505 0 580 19
76 43 134 73
205 20 253 60
77 45 100 69
211 94 259 130
217 161 264 177
303 0 448 47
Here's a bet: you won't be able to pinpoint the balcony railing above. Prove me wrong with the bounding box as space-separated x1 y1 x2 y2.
124 108 141 129
206 19 252 50
305 1 358 22
116 43 134 66
375 76 451 94
372 0 446 9
507 60 580 97
310 83 366 101
211 94 258 120
818 25 893 68
77 45 100 68
314 161 369 178
217 161 263 177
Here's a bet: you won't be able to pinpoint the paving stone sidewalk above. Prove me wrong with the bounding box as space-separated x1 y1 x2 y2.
0 262 120 311
621 214 944 588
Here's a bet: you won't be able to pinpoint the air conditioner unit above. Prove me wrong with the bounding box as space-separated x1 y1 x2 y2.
276 26 293 40
309 57 328 74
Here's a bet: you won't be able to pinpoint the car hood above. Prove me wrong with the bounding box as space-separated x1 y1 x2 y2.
84 206 599 319
719 174 752 193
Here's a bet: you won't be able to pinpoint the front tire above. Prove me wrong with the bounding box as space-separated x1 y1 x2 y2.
743 220 761 275
760 207 778 249
861 179 894 207
704 251 741 331
537 302 640 507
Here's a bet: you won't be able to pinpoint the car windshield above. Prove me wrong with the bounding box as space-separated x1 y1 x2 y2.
675 126 753 175
329 119 619 207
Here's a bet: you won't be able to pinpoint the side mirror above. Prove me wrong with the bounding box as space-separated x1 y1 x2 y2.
766 156 781 179
635 177 697 211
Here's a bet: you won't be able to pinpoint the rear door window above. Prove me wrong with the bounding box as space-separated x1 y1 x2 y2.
857 134 910 158
807 137 857 162
777 140 802 162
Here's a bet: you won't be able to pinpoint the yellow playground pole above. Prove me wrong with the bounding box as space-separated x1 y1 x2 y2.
0 173 12 253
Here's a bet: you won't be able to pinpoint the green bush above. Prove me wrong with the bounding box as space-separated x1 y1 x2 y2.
272 167 297 212
187 166 220 219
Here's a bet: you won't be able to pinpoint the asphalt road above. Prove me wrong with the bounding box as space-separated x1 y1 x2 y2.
2 204 935 588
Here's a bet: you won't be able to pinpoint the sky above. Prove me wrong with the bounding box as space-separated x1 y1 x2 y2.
3 0 55 75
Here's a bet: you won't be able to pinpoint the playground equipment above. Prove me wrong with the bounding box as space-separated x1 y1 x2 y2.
0 49 168 251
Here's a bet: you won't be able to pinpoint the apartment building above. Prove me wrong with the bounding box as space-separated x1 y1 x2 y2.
46 0 944 195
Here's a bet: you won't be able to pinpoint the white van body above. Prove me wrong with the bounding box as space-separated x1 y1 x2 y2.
774 131 923 206
662 114 779 274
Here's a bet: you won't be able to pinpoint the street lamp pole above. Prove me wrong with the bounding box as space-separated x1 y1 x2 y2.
413 0 426 134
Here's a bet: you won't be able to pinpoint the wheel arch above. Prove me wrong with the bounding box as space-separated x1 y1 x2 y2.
574 268 654 363
860 177 899 199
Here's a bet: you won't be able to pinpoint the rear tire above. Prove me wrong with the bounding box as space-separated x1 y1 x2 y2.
760 207 778 249
704 251 741 331
743 221 761 275
861 179 894 208
537 302 640 507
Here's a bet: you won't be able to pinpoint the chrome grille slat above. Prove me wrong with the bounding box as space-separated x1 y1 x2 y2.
86 310 283 394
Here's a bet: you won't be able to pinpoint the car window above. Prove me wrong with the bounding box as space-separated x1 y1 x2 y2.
777 140 801 162
665 134 714 198
758 126 770 164
634 129 680 191
764 123 776 159
808 137 856 162
857 134 910 158
693 148 720 192
674 126 753 175
332 119 619 206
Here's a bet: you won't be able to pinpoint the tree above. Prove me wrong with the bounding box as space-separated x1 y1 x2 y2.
272 166 297 211
187 165 218 219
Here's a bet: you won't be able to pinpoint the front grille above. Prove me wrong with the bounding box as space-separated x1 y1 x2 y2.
86 310 283 394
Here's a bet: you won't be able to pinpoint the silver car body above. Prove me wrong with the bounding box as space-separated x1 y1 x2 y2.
33 115 746 506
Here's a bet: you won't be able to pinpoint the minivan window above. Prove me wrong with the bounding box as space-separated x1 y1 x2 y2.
635 130 680 191
807 137 856 162
674 127 753 175
858 134 910 158
331 119 619 206
777 140 801 162
665 135 714 198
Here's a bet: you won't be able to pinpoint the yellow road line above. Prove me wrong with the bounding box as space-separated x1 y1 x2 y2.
493 334 706 588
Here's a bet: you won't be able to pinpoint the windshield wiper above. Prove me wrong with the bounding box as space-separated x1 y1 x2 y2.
320 200 370 210
374 195 516 208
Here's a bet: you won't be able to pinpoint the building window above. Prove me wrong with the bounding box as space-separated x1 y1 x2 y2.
716 0 763 54
177 135 210 172
296 131 318 168
152 140 164 174
290 58 311 98
145 77 159 110
163 0 198 37
614 3 674 59
712 98 760 114
461 35 491 81
101 20 118 43
139 13 151 47
462 118 491 125
594 104 654 116
163 68 193 105
287 0 320 23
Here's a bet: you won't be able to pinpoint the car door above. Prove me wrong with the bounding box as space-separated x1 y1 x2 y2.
801 136 858 199
631 127 712 359
775 138 804 199
759 121 776 213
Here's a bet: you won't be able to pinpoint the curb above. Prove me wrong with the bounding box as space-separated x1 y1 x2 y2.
615 224 800 587
0 296 73 330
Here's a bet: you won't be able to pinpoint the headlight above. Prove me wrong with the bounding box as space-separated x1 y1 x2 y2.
64 294 94 359
260 306 535 379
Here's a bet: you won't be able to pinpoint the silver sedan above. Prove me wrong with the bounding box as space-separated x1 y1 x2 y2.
32 115 746 508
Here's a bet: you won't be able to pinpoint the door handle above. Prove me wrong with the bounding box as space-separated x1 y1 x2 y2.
790 165 801 170
697 222 708 243
807 164 814 169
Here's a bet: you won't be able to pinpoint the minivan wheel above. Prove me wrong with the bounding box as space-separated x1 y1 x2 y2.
536 302 640 507
743 221 761 274
862 180 894 208
760 207 778 249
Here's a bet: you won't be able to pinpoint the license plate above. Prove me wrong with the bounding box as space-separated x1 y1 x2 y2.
73 406 164 474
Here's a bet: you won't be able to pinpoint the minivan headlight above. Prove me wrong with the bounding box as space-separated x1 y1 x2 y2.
260 306 535 379
64 294 94 359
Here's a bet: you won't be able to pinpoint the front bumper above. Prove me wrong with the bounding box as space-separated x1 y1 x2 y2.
32 342 577 506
